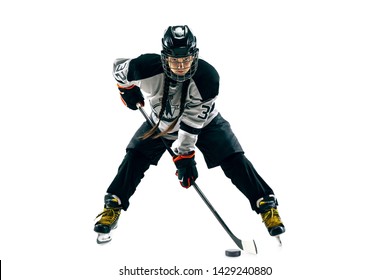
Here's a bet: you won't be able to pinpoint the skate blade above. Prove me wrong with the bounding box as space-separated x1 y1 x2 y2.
97 233 112 244
95 223 118 244
275 235 282 246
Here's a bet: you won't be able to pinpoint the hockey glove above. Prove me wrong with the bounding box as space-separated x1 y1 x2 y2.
173 151 198 188
118 84 144 110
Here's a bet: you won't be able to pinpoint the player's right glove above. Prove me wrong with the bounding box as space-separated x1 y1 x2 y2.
118 84 144 110
173 151 198 188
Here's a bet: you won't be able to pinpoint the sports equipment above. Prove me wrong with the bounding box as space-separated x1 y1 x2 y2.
118 85 145 110
225 249 241 257
173 151 198 188
94 194 122 244
257 195 285 245
161 25 199 82
137 103 257 254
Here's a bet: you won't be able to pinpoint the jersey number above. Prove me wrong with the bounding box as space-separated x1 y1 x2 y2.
114 62 127 82
198 104 214 120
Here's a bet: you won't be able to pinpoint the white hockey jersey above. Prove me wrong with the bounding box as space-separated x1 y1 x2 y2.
112 53 219 155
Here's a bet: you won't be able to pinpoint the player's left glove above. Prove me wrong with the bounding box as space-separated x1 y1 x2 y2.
173 151 198 188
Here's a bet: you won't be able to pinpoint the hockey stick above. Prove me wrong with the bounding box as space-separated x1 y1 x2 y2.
137 103 258 254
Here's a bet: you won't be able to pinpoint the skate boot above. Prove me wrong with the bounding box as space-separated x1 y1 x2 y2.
94 193 122 244
257 195 285 245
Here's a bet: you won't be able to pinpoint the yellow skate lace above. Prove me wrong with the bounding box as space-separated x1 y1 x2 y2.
95 208 121 226
261 208 282 229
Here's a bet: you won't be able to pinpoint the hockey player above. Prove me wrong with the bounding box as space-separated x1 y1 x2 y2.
94 25 285 244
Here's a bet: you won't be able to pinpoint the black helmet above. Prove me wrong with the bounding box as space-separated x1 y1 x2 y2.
161 25 199 82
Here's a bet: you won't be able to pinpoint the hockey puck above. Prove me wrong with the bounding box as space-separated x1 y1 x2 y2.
225 249 241 257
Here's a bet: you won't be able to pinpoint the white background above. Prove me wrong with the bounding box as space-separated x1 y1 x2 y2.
1 0 389 279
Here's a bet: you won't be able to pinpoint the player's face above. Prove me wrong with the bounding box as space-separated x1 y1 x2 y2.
167 56 193 76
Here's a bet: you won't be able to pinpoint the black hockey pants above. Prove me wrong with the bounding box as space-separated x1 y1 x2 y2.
106 113 274 213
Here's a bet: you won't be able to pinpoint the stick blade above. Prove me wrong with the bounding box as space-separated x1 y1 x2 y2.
241 239 258 254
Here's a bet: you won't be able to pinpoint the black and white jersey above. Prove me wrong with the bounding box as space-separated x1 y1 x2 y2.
112 53 219 155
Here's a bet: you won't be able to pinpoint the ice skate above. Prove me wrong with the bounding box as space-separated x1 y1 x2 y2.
257 195 285 246
94 194 122 244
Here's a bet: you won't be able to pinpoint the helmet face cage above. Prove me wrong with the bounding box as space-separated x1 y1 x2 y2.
161 25 199 82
